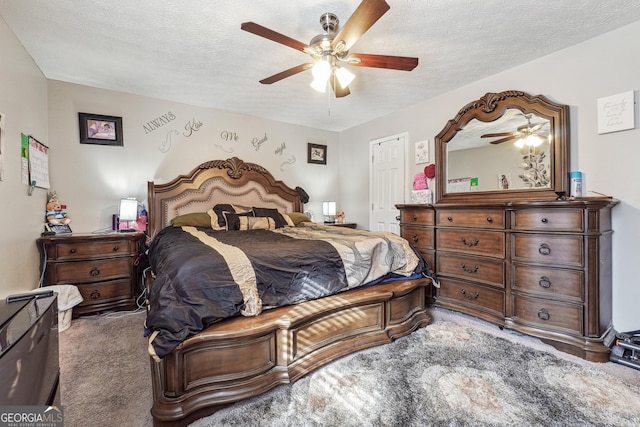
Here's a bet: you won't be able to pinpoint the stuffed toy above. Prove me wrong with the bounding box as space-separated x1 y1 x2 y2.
46 192 71 225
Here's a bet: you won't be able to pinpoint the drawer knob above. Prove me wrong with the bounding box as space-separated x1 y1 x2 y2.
113 245 120 252
537 308 550 321
90 267 100 277
412 214 418 221
539 276 551 288
461 237 479 247
541 218 548 224
447 216 453 222
412 234 419 243
486 217 493 223
538 243 551 256
461 263 479 274
90 290 101 299
70 248 76 254
460 289 479 300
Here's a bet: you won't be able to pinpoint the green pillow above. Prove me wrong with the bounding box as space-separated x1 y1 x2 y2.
171 212 212 228
286 212 312 226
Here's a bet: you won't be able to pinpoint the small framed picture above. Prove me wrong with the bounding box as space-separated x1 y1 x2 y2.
307 143 327 165
78 112 123 146
45 223 72 234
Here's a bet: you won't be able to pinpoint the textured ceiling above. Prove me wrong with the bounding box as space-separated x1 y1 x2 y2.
2 1 640 131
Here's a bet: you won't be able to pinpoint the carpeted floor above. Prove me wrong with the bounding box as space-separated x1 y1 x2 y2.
59 307 640 427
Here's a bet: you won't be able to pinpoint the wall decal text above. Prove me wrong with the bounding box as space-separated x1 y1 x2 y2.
183 118 203 137
275 142 286 155
159 130 179 153
143 111 176 134
251 133 268 151
220 131 238 142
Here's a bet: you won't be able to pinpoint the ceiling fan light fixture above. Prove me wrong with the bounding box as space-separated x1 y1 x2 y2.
310 77 327 93
335 66 355 89
312 58 331 81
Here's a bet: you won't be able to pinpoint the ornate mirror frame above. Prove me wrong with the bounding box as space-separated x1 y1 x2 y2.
435 90 570 203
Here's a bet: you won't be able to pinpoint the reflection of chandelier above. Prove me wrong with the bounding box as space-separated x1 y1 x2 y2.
515 133 544 148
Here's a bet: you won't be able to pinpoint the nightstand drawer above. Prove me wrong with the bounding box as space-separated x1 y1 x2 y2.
401 208 434 225
76 279 133 307
437 253 504 288
401 226 434 248
436 209 505 229
53 258 131 283
511 209 583 232
512 234 583 267
512 265 583 301
436 229 505 258
512 295 583 335
54 240 133 261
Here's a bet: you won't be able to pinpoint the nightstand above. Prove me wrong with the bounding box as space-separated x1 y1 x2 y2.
38 232 144 317
325 222 357 228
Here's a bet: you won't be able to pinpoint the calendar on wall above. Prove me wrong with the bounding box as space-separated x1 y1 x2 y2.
27 135 50 189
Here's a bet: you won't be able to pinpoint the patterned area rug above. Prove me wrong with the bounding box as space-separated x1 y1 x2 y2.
191 321 640 427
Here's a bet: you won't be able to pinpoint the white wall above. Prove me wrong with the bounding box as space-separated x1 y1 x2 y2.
340 21 640 332
46 80 340 234
0 17 49 297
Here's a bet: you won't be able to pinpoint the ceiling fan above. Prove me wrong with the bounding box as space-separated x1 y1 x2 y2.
240 0 418 98
480 114 549 147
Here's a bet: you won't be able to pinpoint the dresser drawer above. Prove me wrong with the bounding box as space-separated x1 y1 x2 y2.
401 225 434 248
401 208 434 225
436 209 505 229
76 279 133 307
436 229 505 258
512 234 583 267
511 209 584 232
52 258 132 283
53 240 133 260
437 253 504 288
512 265 583 301
512 294 583 335
438 278 505 317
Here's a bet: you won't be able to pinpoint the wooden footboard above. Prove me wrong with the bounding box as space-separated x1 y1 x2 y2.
148 277 433 427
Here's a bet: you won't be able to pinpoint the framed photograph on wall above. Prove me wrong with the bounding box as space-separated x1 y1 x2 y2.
78 112 123 146
307 143 327 165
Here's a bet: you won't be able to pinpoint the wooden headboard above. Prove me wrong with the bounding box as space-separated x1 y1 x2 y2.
147 157 303 237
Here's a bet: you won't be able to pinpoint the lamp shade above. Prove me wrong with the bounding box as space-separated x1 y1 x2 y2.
119 198 138 221
323 201 337 216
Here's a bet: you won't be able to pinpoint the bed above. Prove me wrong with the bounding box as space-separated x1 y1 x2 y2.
145 157 436 426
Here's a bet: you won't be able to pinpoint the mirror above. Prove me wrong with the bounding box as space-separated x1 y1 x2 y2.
435 90 569 203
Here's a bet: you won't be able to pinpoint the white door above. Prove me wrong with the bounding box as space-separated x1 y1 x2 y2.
369 133 407 234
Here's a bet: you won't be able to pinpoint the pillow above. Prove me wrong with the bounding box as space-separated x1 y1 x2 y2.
209 204 253 230
224 212 276 231
252 207 291 228
285 212 312 226
171 212 212 228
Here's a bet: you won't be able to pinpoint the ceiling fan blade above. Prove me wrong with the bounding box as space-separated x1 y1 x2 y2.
347 53 418 71
259 63 313 85
330 77 350 98
241 22 311 53
331 0 390 52
481 132 515 138
489 135 518 145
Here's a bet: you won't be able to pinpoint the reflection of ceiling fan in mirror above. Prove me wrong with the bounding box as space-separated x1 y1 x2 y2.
240 0 418 98
481 114 548 147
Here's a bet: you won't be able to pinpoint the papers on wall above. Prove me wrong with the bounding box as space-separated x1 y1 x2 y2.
27 135 50 189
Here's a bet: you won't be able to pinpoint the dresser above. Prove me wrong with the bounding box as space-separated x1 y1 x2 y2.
38 232 144 317
398 198 618 362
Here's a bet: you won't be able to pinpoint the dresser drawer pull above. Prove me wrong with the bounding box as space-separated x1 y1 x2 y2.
90 267 100 277
113 245 120 252
447 216 453 222
461 237 479 247
90 290 101 299
460 263 479 273
460 289 479 300
538 243 551 256
541 218 548 224
69 248 76 254
412 214 418 221
537 308 550 321
486 217 493 223
412 234 420 243
539 276 551 288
